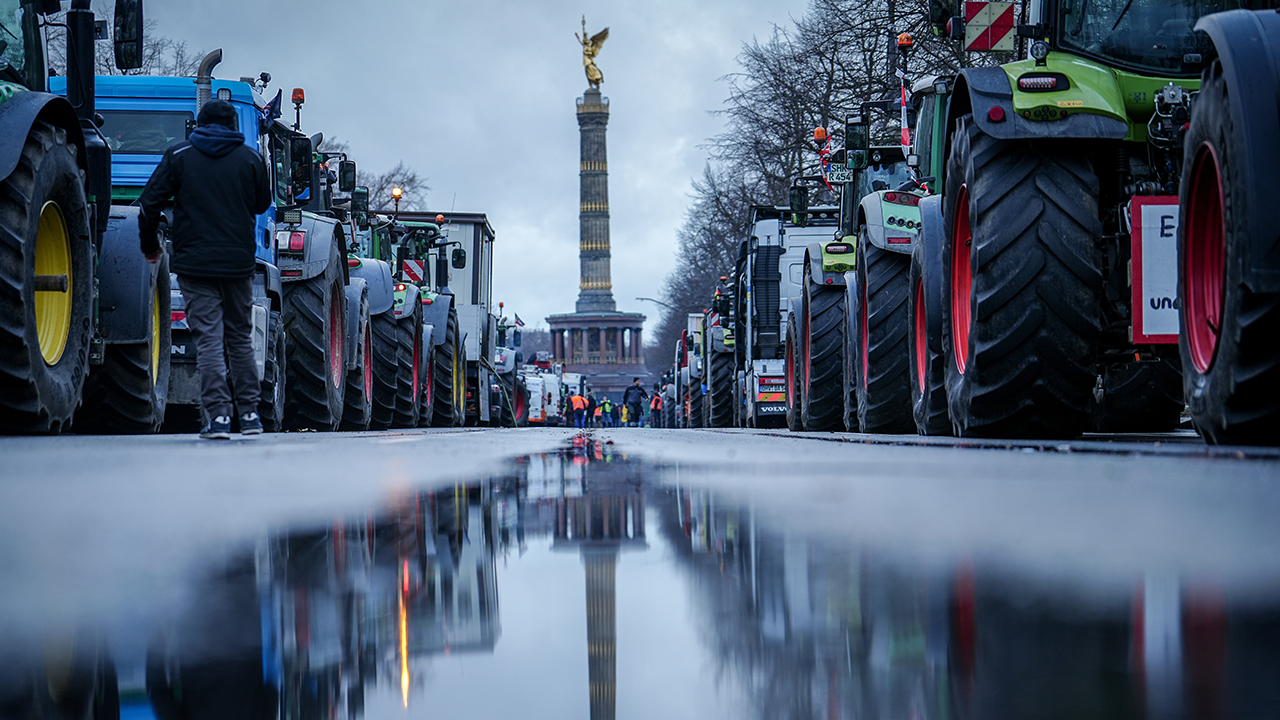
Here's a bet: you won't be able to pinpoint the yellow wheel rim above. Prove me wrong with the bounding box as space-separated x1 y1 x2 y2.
35 202 73 366
150 284 160 384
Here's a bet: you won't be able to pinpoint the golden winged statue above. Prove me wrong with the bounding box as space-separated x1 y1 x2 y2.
576 17 609 89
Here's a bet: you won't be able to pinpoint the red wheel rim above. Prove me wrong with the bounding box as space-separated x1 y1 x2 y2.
516 385 526 416
914 279 927 391
860 277 869 391
951 185 973 375
423 349 434 409
362 322 373 402
786 334 795 412
1184 144 1225 374
329 283 343 390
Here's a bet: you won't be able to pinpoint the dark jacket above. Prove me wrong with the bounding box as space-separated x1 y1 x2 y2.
139 124 272 278
622 385 648 406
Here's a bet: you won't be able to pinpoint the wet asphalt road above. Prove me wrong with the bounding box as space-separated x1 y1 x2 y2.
1 427 1278 719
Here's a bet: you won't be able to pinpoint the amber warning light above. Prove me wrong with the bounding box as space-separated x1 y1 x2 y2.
291 88 305 104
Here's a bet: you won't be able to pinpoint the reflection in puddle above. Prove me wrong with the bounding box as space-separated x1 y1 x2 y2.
1 435 1278 719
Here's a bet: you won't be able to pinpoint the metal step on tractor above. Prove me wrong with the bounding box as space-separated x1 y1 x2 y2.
924 0 1279 442
0 0 161 435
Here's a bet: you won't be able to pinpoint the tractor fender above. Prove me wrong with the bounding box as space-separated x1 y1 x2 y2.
98 206 157 344
860 191 919 255
278 213 341 282
343 278 368 372
1196 9 1280 292
950 67 1128 143
0 92 86 181
917 194 948 352
349 258 395 316
255 260 282 312
421 292 453 347
393 283 421 320
710 326 730 354
805 242 846 286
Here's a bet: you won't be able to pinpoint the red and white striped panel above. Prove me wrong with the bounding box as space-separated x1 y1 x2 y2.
403 259 425 284
964 1 1016 52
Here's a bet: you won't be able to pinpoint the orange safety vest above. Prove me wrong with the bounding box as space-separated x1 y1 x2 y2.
650 395 662 410
571 394 587 411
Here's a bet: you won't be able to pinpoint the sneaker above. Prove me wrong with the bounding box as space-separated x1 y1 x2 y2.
200 415 232 440
239 411 263 435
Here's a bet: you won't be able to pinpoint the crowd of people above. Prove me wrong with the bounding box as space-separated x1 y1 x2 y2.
564 377 662 429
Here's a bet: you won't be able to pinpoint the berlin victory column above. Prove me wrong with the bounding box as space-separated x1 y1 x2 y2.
548 19 648 396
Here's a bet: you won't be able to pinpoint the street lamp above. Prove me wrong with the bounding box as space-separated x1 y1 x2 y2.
636 296 675 310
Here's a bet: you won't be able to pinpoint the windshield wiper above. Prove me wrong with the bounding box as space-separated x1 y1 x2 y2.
1111 0 1138 31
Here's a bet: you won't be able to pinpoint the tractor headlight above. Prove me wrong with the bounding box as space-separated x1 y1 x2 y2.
1030 41 1051 62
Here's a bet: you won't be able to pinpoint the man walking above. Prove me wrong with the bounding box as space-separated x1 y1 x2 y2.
621 377 648 427
139 99 271 439
570 391 588 428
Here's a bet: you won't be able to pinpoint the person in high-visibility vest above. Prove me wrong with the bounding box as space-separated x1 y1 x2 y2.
650 392 663 428
570 393 588 428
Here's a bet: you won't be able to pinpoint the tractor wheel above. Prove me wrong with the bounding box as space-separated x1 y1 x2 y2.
842 280 859 432
259 309 286 432
1092 357 1184 432
339 287 372 431
75 253 171 433
368 310 398 431
500 374 528 427
1179 59 1280 445
282 241 345 431
430 307 460 427
942 117 1103 438
0 121 92 434
800 263 848 431
391 300 423 428
417 343 436 427
706 351 735 428
908 231 952 435
785 314 803 431
687 379 704 428
853 229 914 434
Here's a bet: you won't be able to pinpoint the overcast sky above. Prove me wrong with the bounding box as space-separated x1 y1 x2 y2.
147 0 809 335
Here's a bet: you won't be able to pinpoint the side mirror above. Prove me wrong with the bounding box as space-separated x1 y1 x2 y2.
396 245 409 279
113 0 144 70
846 117 869 171
451 248 467 269
289 136 313 201
351 186 369 213
338 161 356 193
788 185 810 228
513 330 522 348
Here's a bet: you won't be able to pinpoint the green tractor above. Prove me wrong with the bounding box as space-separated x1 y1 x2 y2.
0 0 163 434
926 0 1279 439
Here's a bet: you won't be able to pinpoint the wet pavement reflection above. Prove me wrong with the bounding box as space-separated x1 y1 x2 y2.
2 434 1278 719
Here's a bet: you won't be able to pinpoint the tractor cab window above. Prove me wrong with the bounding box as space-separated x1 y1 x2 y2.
856 158 914 201
98 110 193 154
268 129 291 204
1 0 45 90
1058 0 1273 75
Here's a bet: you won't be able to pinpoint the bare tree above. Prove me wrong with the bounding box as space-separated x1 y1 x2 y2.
44 3 206 77
362 161 429 213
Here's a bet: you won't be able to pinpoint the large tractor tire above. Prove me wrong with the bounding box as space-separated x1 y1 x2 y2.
706 351 735 428
1092 357 1183 432
499 373 529 427
76 254 171 433
908 227 952 436
429 307 461 428
259 309 286 432
686 379 704 428
784 314 803 432
391 301 423 428
800 263 848 432
368 310 398 431
282 241 345 431
0 121 93 434
339 288 372 431
942 118 1103 438
417 343 436 427
1179 58 1280 445
852 227 914 434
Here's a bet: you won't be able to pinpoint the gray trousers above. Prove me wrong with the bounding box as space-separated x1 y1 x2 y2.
178 275 260 419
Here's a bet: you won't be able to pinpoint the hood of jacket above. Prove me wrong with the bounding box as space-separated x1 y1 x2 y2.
188 124 245 158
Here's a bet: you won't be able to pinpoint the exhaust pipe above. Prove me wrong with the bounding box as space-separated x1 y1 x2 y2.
195 49 223 116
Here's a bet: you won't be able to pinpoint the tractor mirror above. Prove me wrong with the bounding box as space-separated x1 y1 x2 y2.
451 248 467 269
351 186 369 213
338 161 356 193
788 185 810 228
289 136 313 201
113 0 144 70
846 117 869 170
513 330 522 348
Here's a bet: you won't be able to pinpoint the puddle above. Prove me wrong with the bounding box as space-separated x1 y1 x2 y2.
1 434 1278 719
